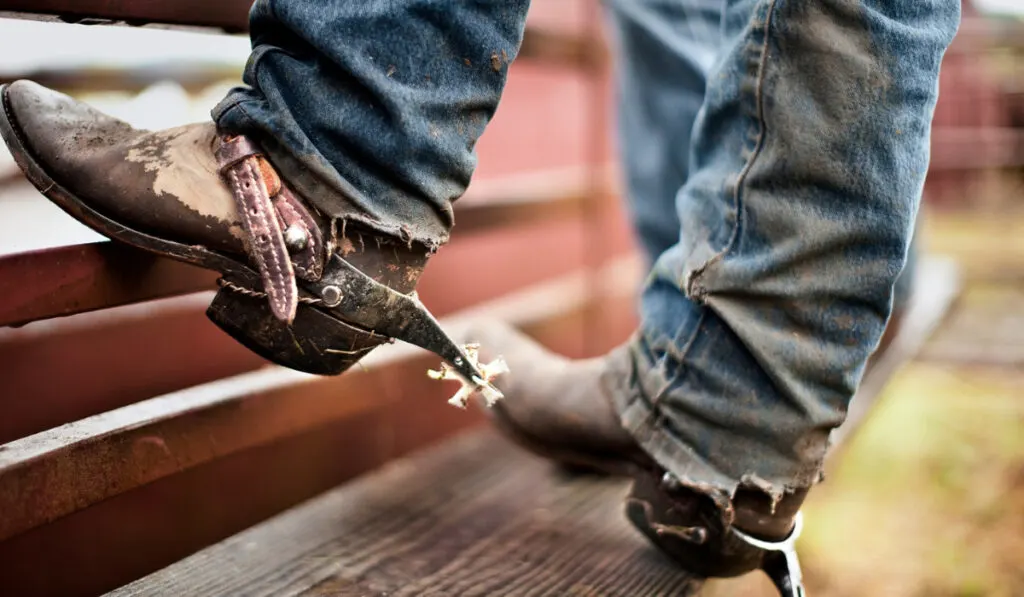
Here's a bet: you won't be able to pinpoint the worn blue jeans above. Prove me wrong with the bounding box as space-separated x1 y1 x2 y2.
214 1 531 250
606 0 958 502
215 0 959 502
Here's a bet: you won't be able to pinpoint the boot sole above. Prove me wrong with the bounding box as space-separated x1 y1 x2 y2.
0 83 388 375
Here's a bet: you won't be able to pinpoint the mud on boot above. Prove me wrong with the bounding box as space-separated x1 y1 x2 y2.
0 80 497 388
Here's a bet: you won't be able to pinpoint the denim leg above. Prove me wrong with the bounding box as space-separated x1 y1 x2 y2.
612 0 960 503
606 0 920 308
604 0 722 264
213 1 531 249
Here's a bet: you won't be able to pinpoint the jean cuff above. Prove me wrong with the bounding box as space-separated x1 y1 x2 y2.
213 91 452 251
611 331 825 513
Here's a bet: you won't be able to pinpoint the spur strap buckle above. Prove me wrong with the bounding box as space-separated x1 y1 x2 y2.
215 134 323 323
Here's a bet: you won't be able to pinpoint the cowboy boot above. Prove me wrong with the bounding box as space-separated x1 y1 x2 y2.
462 320 813 585
464 309 910 585
0 80 494 387
463 325 653 477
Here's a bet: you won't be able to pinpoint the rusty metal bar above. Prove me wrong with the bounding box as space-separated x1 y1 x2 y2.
930 127 1024 171
0 257 640 543
0 209 635 444
0 1 606 69
0 242 218 328
0 167 619 328
0 66 242 95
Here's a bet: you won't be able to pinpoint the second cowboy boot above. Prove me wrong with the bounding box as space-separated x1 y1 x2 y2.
462 307 910 590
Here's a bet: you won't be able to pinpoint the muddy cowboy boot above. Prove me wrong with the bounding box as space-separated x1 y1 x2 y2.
0 80 500 394
465 279 915 595
463 320 820 595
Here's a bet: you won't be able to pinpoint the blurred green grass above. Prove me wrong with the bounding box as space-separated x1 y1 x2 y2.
800 364 1024 597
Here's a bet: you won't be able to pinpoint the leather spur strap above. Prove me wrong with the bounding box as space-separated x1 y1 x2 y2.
276 185 324 280
215 135 324 323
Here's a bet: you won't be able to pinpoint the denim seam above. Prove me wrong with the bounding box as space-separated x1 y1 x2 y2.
266 0 279 26
641 312 742 471
685 0 778 300
654 0 777 462
646 308 707 408
623 0 790 507
227 99 257 129
245 45 277 97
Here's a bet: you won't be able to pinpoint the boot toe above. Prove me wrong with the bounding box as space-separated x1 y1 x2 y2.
457 320 642 470
3 80 244 252
5 79 138 174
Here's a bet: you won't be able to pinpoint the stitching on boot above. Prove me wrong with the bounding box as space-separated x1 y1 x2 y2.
242 158 289 315
217 278 323 305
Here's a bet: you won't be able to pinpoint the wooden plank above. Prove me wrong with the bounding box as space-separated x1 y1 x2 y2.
95 259 954 597
0 292 265 444
519 24 606 71
109 430 704 597
0 225 571 442
0 0 254 31
0 256 642 543
448 166 617 233
0 360 483 597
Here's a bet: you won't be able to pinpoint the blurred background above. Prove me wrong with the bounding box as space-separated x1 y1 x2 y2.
0 1 1020 596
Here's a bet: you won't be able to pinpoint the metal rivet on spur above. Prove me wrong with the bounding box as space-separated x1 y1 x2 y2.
284 224 309 252
321 285 343 307
661 472 683 492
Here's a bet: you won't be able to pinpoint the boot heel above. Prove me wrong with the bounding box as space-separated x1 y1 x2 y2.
206 284 389 376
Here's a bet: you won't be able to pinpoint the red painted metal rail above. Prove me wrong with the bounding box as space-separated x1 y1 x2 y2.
0 0 606 69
